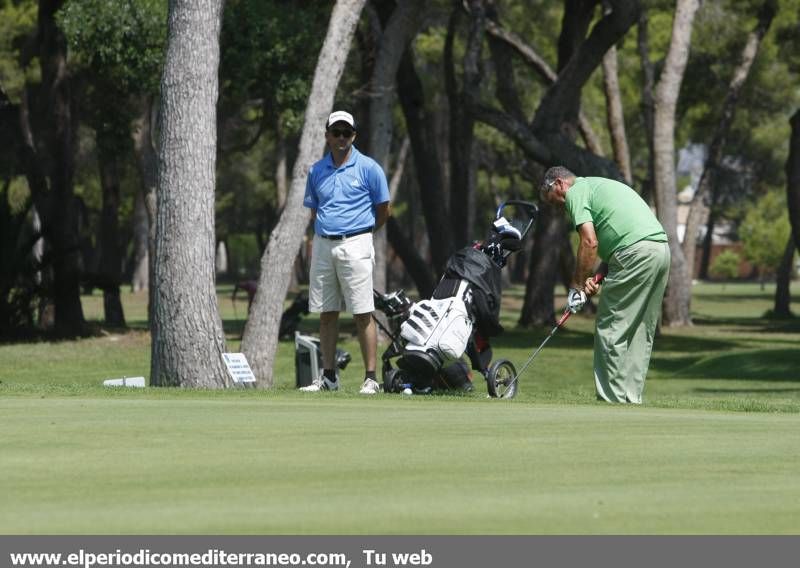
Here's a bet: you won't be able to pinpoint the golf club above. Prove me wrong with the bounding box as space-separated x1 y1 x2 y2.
505 272 606 392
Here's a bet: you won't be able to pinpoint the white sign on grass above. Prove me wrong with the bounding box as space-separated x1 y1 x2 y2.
222 353 256 384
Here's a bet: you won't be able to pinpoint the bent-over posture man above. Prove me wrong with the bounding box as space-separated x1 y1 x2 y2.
301 110 390 394
540 166 670 404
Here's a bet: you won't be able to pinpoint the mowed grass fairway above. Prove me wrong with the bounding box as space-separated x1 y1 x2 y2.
1 282 799 534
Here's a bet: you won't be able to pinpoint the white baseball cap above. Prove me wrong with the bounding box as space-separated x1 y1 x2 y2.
326 110 356 130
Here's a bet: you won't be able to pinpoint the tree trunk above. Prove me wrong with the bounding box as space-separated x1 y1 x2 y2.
519 202 567 326
773 235 794 318
637 9 656 203
779 108 800 317
481 13 603 155
367 0 425 299
787 110 800 253
241 0 368 387
652 0 700 327
39 0 86 337
397 49 453 274
532 0 640 134
131 189 149 293
698 208 716 279
386 216 436 297
96 132 125 327
275 117 288 212
446 2 485 248
602 42 632 184
151 0 228 388
131 97 159 321
682 0 775 287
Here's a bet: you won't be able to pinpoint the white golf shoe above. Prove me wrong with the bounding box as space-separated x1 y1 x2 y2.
299 376 339 392
359 378 380 395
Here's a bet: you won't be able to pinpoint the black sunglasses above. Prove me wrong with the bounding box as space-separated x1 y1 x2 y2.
329 128 354 138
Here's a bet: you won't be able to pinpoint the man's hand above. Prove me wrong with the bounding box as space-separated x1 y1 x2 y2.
584 276 601 296
567 288 587 313
583 265 607 296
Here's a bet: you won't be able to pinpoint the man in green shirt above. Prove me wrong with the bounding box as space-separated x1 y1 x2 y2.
540 166 670 404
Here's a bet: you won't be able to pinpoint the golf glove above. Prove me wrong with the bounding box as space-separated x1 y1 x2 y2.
567 288 587 313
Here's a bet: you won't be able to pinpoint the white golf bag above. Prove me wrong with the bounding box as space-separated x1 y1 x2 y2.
399 279 474 374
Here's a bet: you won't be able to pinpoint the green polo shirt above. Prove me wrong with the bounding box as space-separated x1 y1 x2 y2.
565 177 667 261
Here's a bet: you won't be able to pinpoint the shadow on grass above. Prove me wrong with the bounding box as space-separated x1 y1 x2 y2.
673 349 800 382
498 327 595 350
654 333 737 353
692 316 800 334
693 387 800 394
649 355 700 374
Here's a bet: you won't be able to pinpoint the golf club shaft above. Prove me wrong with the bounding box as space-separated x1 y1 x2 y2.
505 272 606 391
510 316 566 382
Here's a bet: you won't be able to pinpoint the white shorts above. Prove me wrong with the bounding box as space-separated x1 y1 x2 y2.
309 233 375 315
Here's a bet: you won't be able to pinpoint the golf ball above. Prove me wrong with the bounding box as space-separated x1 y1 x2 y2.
402 388 413 396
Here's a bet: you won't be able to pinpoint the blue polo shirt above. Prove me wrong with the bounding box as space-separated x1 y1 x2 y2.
303 146 390 236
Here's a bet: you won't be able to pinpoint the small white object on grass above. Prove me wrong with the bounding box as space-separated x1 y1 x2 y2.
402 388 413 396
103 376 146 388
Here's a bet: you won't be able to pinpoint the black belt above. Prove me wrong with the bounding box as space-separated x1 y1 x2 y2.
318 227 373 240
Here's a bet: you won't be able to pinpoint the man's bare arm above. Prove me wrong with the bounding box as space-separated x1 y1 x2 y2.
573 222 599 291
375 202 391 230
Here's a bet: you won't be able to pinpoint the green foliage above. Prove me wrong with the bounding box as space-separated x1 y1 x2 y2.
0 0 37 101
677 0 799 188
709 249 741 280
0 177 39 338
219 0 330 134
740 189 792 275
226 233 260 278
215 135 275 242
58 0 166 95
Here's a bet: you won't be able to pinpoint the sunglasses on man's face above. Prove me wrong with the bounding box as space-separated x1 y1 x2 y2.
329 128 355 138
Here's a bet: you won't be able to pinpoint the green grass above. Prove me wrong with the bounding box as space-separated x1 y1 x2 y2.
2 398 799 534
1 281 799 534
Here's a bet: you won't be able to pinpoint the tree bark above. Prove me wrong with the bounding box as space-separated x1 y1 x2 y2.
367 0 425 301
652 0 700 327
779 108 800 316
241 0 368 387
602 42 632 184
131 97 159 321
131 189 149 293
446 1 485 248
636 9 656 203
532 0 640 134
386 216 436 297
773 235 794 318
519 202 567 326
481 14 603 155
683 0 775 285
151 0 228 388
39 0 86 337
96 131 125 327
397 49 453 275
786 110 800 253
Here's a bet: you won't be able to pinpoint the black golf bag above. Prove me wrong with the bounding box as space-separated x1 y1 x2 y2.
375 200 537 397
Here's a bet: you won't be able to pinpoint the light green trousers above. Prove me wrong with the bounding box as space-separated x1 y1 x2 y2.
594 240 670 404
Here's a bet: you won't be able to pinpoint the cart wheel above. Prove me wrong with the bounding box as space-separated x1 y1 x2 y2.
486 359 518 399
383 369 403 394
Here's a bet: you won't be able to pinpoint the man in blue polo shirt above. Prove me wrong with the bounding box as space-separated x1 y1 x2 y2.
300 110 391 394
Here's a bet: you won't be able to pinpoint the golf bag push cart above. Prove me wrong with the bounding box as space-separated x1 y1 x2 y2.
373 200 537 398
